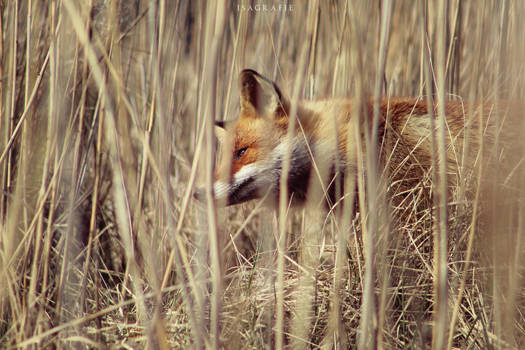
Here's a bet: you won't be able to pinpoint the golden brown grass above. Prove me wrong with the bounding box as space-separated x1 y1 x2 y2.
1 0 524 349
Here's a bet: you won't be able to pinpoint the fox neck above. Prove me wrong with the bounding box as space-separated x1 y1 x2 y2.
277 135 312 205
298 101 352 206
273 131 350 209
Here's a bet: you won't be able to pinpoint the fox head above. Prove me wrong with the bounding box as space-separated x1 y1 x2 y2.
195 69 311 206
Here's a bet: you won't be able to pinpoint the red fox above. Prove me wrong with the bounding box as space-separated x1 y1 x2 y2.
195 69 519 210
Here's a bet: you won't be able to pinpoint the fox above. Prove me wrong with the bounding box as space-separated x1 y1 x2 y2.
195 69 520 211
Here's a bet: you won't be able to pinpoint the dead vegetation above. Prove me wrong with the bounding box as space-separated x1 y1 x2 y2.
0 1 524 349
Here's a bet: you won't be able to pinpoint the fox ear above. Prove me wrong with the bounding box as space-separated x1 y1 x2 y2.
214 121 227 144
239 69 287 117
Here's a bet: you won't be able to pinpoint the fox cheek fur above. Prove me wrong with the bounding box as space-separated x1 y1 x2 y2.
212 129 307 206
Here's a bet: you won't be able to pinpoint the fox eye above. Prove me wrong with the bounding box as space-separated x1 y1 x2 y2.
234 147 248 160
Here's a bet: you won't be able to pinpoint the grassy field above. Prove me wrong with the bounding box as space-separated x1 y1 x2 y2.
1 0 524 349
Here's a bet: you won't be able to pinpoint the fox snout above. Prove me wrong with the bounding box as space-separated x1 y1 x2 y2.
193 187 224 203
192 186 226 203
194 175 259 206
193 179 239 206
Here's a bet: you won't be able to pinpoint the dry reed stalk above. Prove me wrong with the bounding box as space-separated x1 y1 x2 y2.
0 1 524 348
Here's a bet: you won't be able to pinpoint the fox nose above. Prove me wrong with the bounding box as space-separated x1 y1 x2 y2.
193 188 204 201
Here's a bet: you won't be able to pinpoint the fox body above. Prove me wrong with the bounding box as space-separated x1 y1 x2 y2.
201 69 512 209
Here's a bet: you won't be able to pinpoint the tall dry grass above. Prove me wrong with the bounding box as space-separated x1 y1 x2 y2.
0 0 524 349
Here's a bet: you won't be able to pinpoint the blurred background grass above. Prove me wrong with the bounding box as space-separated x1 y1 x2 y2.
0 0 524 349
